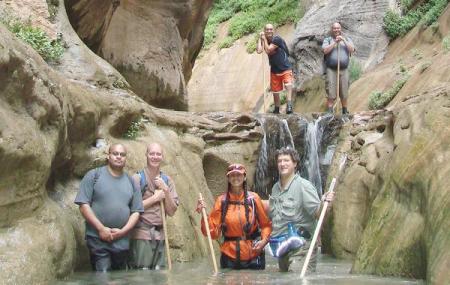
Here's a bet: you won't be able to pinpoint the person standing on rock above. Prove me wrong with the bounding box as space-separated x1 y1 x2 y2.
128 143 179 270
269 147 334 272
322 22 355 115
257 23 294 114
196 163 272 269
74 143 144 272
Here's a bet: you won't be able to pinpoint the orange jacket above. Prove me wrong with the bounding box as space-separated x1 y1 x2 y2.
201 191 272 261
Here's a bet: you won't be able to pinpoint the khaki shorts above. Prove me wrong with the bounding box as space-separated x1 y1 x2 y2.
128 239 166 269
326 67 349 100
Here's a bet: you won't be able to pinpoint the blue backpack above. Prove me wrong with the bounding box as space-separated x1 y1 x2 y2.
138 170 170 196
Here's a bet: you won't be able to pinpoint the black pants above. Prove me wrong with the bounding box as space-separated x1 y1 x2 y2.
220 252 265 270
86 236 129 272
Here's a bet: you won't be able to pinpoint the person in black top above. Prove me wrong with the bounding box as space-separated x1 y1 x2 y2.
257 24 294 114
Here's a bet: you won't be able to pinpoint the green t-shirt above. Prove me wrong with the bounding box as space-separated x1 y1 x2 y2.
75 166 144 242
269 174 321 236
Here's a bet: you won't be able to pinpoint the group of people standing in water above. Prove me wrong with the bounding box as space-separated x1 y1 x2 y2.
75 142 334 274
74 20 351 274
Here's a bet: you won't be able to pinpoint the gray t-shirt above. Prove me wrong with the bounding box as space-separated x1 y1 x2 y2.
75 166 144 240
322 36 354 69
269 174 321 236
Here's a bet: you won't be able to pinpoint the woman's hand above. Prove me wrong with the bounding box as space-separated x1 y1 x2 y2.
252 239 268 253
196 198 206 214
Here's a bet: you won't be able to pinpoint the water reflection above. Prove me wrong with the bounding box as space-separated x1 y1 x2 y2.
54 255 423 285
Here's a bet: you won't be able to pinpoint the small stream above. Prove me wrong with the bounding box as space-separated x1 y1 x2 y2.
54 255 423 285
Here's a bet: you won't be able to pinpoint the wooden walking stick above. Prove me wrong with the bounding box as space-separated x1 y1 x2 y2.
199 193 219 274
262 53 266 113
334 42 341 114
300 154 347 278
160 200 172 270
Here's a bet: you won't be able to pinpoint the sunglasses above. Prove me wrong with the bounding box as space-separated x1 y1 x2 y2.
110 151 127 157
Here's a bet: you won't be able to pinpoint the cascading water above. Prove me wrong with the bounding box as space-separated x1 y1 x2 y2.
280 119 295 150
303 116 328 197
254 114 340 199
255 117 269 197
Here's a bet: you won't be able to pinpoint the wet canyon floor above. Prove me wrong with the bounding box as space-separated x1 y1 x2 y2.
54 254 424 285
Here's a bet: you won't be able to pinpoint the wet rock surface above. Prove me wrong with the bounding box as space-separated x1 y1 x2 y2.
65 0 213 110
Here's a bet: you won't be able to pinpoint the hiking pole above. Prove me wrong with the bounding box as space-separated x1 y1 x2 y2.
334 42 341 114
262 53 266 113
199 193 219 274
160 200 172 270
300 154 347 278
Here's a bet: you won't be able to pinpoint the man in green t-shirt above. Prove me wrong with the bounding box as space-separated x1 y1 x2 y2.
75 143 144 272
269 147 334 272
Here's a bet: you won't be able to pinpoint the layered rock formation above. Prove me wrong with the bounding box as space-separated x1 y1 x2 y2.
324 6 450 283
0 2 262 284
65 0 213 110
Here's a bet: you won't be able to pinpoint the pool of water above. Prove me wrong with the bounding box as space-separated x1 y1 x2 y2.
54 255 424 285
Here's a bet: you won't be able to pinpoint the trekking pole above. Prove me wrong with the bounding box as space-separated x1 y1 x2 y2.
160 201 172 270
199 193 219 274
334 42 341 114
262 53 266 113
300 154 347 278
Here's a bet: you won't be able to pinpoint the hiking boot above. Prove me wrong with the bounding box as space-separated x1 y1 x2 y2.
286 103 293 114
273 106 280 114
342 107 349 115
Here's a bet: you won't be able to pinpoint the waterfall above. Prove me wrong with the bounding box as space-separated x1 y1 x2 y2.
280 119 295 149
255 118 268 196
304 116 327 197
254 114 340 199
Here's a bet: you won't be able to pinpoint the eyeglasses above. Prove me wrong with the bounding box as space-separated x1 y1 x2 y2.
227 164 245 171
110 151 127 157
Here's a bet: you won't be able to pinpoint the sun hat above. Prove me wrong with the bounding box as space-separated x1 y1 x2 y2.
226 163 246 176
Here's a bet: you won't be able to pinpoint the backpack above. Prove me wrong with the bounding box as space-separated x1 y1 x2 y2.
138 170 170 196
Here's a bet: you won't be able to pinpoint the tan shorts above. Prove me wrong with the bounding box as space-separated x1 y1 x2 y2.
326 67 349 100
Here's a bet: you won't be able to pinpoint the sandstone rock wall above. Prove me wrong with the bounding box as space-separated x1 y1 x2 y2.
0 2 263 283
65 0 213 110
324 6 450 283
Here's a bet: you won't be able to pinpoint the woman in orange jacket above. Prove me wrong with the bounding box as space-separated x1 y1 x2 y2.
196 163 272 269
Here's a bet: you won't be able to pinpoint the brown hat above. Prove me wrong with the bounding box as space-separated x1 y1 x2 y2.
226 163 246 176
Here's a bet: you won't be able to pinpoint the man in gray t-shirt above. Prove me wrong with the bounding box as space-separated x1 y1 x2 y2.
75 143 143 272
322 22 355 115
269 147 334 273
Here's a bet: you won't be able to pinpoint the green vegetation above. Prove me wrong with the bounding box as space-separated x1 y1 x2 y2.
112 79 128 89
46 0 59 22
400 0 415 11
349 57 363 83
204 0 303 52
2 18 64 62
123 119 142 139
411 48 423 60
383 0 449 39
368 75 410 110
419 61 431 73
443 35 450 53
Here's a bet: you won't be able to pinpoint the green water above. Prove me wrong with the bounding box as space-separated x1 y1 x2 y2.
54 255 423 285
